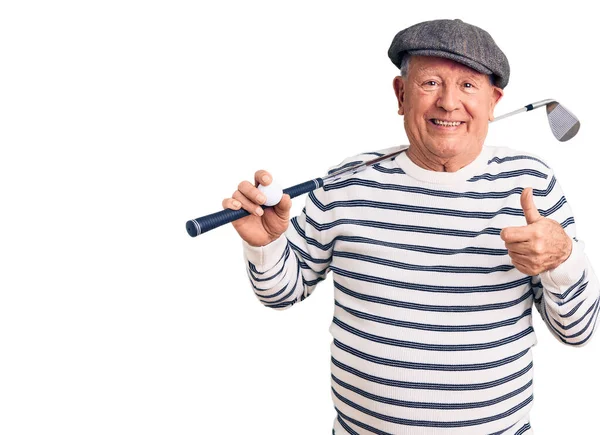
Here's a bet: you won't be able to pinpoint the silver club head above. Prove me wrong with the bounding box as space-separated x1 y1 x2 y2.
546 101 580 142
492 99 581 142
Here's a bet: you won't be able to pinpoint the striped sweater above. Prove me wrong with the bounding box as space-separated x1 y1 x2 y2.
243 145 600 434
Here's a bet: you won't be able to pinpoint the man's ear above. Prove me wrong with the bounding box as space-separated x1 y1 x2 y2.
489 85 504 121
393 76 405 115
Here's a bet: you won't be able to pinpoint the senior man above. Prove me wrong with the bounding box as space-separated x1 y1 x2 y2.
223 19 599 434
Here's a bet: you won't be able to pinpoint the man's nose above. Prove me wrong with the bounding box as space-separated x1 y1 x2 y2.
436 85 461 112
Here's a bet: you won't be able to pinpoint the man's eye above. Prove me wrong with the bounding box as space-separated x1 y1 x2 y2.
424 81 437 86
464 83 474 89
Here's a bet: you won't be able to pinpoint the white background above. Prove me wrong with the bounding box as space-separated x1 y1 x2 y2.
1 1 598 434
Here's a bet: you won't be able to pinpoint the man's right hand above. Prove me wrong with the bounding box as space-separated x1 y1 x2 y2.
222 170 292 247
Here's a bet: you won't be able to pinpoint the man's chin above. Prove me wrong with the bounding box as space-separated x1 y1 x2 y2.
428 142 472 159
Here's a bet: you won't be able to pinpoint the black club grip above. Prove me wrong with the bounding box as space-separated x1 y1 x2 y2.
186 178 324 237
186 208 250 237
283 178 324 199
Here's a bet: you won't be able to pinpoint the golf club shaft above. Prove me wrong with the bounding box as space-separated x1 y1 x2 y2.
492 99 555 122
186 99 559 237
185 151 402 237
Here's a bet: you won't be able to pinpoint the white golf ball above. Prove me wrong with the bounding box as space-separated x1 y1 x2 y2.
258 181 283 206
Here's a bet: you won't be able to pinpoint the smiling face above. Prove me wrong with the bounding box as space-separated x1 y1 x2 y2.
393 55 503 172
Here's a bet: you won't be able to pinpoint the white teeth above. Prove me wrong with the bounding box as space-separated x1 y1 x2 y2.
433 119 462 127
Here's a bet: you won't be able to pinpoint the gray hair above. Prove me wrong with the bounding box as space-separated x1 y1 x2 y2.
400 54 411 78
400 54 495 86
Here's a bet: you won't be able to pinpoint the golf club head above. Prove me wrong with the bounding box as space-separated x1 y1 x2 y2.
546 101 580 142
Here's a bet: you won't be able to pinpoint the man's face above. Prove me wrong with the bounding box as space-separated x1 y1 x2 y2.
393 56 503 165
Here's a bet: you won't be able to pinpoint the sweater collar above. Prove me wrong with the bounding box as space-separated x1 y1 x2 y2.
394 145 490 184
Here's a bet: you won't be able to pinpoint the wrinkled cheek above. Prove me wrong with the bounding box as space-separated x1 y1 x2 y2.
403 119 422 144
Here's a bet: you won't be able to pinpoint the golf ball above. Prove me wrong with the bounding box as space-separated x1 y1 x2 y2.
258 182 283 206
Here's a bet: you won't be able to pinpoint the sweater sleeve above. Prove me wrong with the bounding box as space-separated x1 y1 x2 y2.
531 172 600 346
242 183 338 310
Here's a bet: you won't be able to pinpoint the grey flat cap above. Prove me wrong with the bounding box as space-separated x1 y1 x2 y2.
388 19 510 89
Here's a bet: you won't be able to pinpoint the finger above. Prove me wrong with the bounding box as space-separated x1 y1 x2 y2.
507 251 532 264
500 226 531 243
232 190 264 216
238 180 267 205
511 258 533 276
521 187 542 225
222 197 242 210
254 170 273 187
504 241 530 255
273 194 292 216
508 251 546 275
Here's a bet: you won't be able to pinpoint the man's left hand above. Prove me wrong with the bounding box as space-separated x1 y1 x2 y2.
500 188 573 276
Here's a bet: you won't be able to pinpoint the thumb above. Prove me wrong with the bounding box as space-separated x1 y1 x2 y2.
520 188 542 224
275 194 292 213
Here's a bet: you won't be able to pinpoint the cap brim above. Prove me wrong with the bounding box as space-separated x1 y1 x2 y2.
408 49 494 76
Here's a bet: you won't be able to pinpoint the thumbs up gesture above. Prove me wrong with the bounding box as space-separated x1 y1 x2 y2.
500 188 573 275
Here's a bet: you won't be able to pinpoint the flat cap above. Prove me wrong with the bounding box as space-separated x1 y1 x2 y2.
388 19 510 89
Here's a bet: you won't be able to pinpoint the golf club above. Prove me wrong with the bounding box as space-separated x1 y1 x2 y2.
492 99 580 142
186 99 580 237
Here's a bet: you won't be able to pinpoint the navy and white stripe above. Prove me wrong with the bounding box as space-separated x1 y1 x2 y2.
243 145 599 434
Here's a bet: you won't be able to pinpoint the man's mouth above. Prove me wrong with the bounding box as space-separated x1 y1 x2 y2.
430 119 464 127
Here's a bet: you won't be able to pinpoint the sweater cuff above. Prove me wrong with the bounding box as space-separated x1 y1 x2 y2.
243 235 288 271
541 239 585 290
